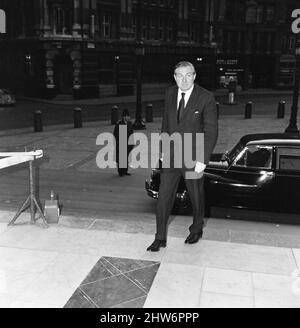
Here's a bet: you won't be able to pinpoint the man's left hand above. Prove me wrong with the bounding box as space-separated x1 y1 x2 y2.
194 161 206 173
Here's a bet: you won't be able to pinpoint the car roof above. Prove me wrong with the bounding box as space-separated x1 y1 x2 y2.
241 133 300 147
247 139 300 147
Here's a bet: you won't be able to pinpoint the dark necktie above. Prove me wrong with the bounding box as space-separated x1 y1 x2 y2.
177 92 185 124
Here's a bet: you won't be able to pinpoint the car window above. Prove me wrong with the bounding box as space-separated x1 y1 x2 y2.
233 145 272 169
228 140 244 162
277 147 300 171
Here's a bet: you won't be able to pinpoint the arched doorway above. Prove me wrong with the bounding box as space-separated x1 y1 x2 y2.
54 55 73 94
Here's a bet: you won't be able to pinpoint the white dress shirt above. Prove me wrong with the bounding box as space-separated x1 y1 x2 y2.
177 84 194 109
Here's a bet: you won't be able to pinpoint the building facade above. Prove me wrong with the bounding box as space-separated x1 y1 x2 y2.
212 0 300 89
0 0 299 99
0 0 216 99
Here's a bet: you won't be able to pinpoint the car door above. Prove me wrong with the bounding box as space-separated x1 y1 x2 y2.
210 145 275 210
273 146 300 214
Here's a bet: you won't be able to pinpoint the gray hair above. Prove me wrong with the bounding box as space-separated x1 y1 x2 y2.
174 61 195 74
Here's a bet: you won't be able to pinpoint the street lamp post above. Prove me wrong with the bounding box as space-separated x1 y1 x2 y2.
285 37 300 133
133 0 146 130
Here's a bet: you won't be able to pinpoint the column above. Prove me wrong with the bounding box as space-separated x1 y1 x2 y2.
82 0 90 38
33 0 42 36
43 0 51 36
90 0 99 37
177 0 189 43
72 0 81 37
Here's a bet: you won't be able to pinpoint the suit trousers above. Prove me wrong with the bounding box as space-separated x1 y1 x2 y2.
155 168 205 241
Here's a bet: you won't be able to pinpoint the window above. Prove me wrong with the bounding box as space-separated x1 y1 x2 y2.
167 20 174 41
189 22 199 42
281 36 287 53
132 15 136 36
246 4 257 24
256 5 263 23
225 0 245 22
234 146 273 169
167 0 174 8
0 9 5 33
265 5 274 22
90 14 95 36
51 6 72 35
149 17 156 40
190 0 200 11
158 18 164 40
277 147 300 171
288 36 295 51
142 17 149 39
102 13 111 38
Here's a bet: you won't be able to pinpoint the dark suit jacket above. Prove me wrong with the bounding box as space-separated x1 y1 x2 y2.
113 119 134 162
161 83 218 168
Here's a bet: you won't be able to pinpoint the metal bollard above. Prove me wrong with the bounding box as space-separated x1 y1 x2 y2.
111 105 119 125
245 101 252 119
34 110 43 132
146 103 153 122
277 100 285 119
73 107 82 128
216 102 220 119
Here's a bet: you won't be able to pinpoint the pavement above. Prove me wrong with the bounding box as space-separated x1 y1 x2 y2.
19 87 297 106
0 97 300 308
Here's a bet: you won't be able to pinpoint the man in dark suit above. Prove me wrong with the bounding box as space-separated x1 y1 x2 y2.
147 61 218 252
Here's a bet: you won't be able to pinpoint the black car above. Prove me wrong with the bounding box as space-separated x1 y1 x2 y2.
145 133 300 216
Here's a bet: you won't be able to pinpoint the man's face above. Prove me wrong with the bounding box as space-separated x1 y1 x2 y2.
174 65 196 91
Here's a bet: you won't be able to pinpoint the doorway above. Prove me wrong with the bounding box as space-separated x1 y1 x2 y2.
54 55 73 94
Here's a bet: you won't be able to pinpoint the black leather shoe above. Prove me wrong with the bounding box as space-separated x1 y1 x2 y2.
184 231 203 244
147 239 166 252
125 172 131 176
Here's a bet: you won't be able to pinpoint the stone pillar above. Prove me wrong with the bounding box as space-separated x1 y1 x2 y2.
33 0 42 36
72 0 81 37
82 0 90 38
204 0 215 44
177 0 189 43
43 0 51 36
90 0 99 37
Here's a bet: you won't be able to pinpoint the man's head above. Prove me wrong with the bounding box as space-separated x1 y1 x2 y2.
122 108 130 120
174 61 196 92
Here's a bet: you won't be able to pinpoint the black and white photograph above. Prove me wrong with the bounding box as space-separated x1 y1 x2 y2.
0 0 300 313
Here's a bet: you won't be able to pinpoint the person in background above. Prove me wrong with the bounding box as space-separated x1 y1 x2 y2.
113 109 134 177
